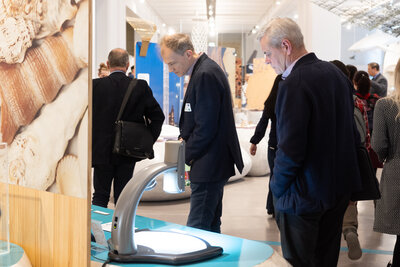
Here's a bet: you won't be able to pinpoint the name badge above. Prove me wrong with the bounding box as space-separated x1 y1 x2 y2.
184 103 192 112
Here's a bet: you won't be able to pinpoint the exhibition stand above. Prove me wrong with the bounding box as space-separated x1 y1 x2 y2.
91 205 276 266
0 242 31 267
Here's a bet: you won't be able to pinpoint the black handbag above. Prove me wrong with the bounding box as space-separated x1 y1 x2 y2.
351 145 381 201
112 79 155 159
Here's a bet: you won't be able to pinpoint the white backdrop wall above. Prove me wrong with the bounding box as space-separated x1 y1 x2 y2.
244 0 342 68
93 0 166 78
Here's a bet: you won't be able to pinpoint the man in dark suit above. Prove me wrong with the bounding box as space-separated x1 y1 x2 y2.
258 18 362 266
159 34 244 233
92 48 164 208
368 62 388 97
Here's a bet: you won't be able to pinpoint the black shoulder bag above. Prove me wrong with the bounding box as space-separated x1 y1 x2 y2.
112 79 155 159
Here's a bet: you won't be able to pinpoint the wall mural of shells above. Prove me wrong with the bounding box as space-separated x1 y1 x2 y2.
0 0 89 198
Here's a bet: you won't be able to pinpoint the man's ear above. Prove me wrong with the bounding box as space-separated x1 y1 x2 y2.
185 50 193 59
282 39 292 55
106 61 110 69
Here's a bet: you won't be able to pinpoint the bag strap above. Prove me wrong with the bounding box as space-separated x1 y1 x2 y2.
116 79 138 121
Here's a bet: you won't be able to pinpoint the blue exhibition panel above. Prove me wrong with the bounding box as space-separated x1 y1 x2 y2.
91 205 274 266
168 74 181 125
135 42 164 108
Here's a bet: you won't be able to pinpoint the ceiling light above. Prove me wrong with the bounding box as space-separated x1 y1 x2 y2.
346 23 352 30
276 1 281 5
162 23 166 27
209 5 213 9
251 28 257 34
209 10 213 16
255 25 259 29
168 28 176 35
294 14 299 19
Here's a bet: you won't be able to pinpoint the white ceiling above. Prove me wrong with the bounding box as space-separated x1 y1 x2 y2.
144 0 400 37
312 0 400 37
145 0 275 34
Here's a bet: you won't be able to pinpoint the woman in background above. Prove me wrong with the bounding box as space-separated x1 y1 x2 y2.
98 62 109 78
372 58 400 267
353 70 383 172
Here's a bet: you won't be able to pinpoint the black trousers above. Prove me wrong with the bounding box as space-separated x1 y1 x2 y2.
275 194 350 267
187 179 227 233
267 147 276 214
92 163 135 208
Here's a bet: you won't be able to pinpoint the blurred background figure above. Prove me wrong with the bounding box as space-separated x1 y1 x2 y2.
346 64 358 84
331 59 365 260
368 62 388 97
249 74 282 217
372 58 400 267
98 62 109 78
128 65 135 78
353 70 383 173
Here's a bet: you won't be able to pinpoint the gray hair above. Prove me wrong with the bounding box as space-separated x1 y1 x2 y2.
159 33 195 55
108 48 129 68
257 17 304 49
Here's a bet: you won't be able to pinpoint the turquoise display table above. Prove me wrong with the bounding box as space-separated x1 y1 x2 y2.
0 242 31 267
91 205 283 266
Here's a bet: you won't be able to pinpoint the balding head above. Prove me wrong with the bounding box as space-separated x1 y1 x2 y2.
107 48 129 69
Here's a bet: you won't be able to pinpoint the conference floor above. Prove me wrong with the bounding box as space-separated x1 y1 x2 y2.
136 169 395 267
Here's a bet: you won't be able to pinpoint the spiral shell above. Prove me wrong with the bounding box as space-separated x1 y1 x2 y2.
0 34 80 144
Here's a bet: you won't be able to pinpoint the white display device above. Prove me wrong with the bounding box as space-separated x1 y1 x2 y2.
107 141 223 264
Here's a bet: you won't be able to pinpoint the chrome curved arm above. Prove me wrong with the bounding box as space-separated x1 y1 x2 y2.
110 141 185 255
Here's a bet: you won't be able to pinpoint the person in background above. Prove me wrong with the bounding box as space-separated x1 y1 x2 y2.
249 74 282 217
258 17 361 266
128 65 135 78
346 64 358 83
98 62 109 78
353 70 383 173
372 58 400 267
92 48 164 208
331 60 368 260
368 62 388 97
159 33 244 233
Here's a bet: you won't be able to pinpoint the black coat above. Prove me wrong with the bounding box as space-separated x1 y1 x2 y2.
92 72 165 166
272 53 362 214
179 54 244 182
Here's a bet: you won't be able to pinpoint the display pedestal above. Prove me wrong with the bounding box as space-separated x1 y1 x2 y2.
0 242 31 267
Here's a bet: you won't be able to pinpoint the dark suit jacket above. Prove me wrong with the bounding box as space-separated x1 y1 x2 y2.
92 72 164 166
272 53 362 215
370 73 388 97
179 54 244 182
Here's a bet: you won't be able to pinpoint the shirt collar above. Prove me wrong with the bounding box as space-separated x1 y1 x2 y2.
373 73 380 79
110 70 126 75
282 53 309 80
186 52 202 77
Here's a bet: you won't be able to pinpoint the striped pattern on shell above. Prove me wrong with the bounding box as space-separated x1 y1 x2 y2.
0 34 80 144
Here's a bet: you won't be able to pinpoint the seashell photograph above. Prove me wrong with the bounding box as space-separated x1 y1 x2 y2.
0 0 89 198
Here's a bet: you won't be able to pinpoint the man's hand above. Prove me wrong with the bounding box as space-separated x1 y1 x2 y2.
250 143 257 156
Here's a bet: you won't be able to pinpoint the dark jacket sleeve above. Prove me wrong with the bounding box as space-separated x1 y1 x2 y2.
250 105 269 144
143 83 165 142
185 72 221 164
